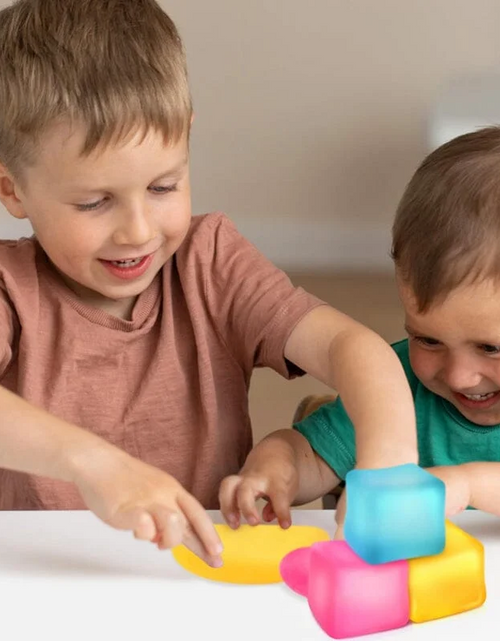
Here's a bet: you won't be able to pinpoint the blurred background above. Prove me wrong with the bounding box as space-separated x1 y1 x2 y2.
2 0 500 507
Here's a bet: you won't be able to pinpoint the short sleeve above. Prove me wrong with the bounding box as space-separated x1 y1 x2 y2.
204 214 326 378
293 398 357 480
0 281 17 378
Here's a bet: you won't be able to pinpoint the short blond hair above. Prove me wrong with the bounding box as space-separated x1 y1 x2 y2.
392 126 500 312
0 0 192 176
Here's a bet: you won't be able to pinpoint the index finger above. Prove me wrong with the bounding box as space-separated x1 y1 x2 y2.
178 491 224 564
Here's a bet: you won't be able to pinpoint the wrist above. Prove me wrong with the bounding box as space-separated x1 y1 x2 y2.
460 463 475 507
59 426 122 485
356 446 419 470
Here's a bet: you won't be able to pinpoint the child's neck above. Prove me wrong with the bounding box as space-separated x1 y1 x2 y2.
52 264 138 320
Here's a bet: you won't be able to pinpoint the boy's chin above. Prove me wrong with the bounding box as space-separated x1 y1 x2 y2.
451 400 500 427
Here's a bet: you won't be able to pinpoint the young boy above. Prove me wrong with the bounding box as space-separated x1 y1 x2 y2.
220 126 500 530
0 0 418 565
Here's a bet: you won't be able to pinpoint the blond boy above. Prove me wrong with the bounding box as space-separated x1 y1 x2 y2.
0 0 417 563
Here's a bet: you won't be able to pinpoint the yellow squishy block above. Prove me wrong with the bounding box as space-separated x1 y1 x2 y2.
172 523 330 584
409 519 486 623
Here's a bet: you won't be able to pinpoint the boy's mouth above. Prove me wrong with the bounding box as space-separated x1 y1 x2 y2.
109 257 144 267
99 253 155 281
452 390 500 410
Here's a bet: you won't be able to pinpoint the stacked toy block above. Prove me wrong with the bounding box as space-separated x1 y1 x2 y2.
279 464 486 639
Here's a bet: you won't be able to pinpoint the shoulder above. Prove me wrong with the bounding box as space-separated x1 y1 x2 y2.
0 236 38 286
390 338 421 395
391 338 410 363
179 213 242 257
176 213 264 280
0 236 38 329
390 339 413 377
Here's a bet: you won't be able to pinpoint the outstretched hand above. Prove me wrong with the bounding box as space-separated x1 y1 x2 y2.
73 446 223 567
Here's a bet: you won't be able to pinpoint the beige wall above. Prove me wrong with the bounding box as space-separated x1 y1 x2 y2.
1 0 500 268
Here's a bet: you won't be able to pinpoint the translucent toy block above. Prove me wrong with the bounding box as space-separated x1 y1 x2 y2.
409 520 486 623
344 463 446 564
279 546 311 597
308 540 409 639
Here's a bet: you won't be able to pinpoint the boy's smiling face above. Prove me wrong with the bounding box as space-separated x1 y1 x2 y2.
398 276 500 426
0 122 192 318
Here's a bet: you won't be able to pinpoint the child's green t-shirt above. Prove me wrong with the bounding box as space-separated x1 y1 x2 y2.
294 339 500 480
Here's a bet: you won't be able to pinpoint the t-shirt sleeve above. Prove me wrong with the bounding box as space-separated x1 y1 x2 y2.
204 214 327 378
294 397 356 480
0 281 17 378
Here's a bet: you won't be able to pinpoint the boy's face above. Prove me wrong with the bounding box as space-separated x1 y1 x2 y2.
1 122 191 317
398 277 500 426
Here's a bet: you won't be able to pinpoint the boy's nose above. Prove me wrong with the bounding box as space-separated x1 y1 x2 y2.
113 207 156 247
441 356 482 392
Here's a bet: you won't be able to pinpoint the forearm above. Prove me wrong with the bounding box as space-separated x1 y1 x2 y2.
329 328 417 467
242 429 339 504
463 462 500 515
285 307 418 469
0 385 117 483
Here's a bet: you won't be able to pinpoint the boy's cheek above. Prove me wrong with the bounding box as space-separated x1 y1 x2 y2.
408 349 436 385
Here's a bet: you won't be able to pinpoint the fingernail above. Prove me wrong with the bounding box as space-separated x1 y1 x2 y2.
281 520 291 529
211 556 223 568
214 542 224 555
248 516 258 526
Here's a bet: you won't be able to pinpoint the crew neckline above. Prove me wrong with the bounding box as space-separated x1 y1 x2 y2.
440 396 500 433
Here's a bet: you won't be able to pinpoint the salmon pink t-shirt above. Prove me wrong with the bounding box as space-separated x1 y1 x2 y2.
0 213 325 509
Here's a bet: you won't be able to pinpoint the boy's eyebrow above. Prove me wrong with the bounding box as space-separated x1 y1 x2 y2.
404 324 433 337
151 157 189 181
67 157 189 194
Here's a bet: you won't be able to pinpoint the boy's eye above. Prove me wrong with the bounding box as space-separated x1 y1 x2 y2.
76 199 106 212
413 336 441 347
479 344 500 355
149 183 178 194
74 184 177 211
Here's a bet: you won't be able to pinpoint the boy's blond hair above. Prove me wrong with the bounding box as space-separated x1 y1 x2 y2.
0 0 192 177
392 126 500 312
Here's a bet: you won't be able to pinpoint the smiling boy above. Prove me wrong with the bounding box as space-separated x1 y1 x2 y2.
220 126 500 527
0 0 418 562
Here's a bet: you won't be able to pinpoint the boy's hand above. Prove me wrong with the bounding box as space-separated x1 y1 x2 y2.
71 446 223 567
426 465 471 516
219 461 298 530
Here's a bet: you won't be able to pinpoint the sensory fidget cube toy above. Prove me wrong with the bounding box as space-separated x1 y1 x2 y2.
280 464 486 639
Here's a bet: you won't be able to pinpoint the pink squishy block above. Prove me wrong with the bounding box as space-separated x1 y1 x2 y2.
281 541 409 639
279 546 311 597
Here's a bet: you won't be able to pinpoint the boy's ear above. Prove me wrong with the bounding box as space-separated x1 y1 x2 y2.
0 163 28 220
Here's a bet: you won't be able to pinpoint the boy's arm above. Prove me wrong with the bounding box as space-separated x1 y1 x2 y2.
0 385 223 566
430 463 500 516
219 429 340 528
285 305 418 468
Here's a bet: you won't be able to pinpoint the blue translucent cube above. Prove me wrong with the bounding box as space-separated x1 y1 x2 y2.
344 464 445 565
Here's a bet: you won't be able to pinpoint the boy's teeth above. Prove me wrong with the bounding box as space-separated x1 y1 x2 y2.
110 257 142 267
463 392 496 400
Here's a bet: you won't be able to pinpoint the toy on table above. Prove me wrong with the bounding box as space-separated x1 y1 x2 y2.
172 522 329 584
279 464 486 639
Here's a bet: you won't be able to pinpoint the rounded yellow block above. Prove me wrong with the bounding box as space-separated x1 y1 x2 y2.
409 520 486 623
172 523 330 584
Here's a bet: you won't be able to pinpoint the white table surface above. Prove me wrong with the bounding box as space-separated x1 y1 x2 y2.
0 509 498 641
